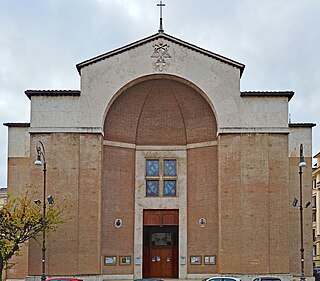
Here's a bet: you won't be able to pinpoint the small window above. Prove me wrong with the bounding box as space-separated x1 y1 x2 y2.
164 159 177 176
145 158 178 197
146 160 159 176
146 180 159 197
163 180 176 197
314 245 317 256
313 179 317 189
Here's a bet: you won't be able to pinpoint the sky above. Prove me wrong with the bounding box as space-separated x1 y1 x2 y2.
0 0 319 187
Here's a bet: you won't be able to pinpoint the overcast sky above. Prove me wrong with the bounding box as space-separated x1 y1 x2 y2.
0 0 319 187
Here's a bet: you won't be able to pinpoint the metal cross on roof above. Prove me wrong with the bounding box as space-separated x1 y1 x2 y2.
157 0 165 32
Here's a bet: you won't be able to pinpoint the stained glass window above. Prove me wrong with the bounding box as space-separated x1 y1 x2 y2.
164 159 176 176
146 180 159 197
163 180 176 197
146 160 159 176
145 158 178 198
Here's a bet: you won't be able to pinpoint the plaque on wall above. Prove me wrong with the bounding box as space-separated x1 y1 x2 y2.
190 255 202 265
135 257 141 265
199 218 207 227
204 255 216 265
104 256 117 266
119 256 131 265
114 218 123 228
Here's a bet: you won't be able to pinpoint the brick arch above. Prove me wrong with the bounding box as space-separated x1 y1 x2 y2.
103 75 217 145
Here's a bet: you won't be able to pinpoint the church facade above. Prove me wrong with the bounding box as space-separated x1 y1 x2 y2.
5 31 315 281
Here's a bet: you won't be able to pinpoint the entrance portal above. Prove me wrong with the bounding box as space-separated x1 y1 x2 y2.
143 226 178 278
143 210 179 278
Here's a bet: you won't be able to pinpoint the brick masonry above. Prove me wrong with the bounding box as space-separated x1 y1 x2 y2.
7 133 102 278
102 145 135 275
187 146 218 274
5 77 312 280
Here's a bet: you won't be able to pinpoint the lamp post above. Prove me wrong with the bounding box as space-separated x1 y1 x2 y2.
299 143 307 281
35 141 47 281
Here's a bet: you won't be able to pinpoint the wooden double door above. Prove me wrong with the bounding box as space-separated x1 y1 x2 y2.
143 210 179 278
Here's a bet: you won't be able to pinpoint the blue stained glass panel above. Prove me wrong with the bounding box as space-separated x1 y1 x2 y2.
163 180 176 197
146 160 159 176
146 180 159 197
164 160 177 176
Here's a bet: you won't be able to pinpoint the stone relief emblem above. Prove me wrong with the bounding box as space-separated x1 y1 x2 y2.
151 42 171 72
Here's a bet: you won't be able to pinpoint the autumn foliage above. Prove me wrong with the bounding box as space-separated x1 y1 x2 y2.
0 193 69 281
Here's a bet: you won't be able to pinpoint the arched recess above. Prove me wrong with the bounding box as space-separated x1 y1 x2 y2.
101 74 219 277
103 74 218 145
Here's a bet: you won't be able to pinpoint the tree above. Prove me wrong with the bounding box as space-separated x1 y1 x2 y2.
0 193 68 281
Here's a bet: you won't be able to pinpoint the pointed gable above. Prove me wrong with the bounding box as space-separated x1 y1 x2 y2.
76 32 245 76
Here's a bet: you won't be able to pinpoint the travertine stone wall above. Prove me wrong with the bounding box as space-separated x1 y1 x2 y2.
7 126 30 158
239 97 289 128
29 38 240 133
30 96 80 129
134 148 188 279
80 39 239 131
218 133 290 274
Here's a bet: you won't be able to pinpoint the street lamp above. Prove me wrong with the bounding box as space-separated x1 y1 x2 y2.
299 143 307 281
35 141 47 281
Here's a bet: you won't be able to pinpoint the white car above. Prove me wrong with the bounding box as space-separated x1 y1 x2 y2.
203 277 241 281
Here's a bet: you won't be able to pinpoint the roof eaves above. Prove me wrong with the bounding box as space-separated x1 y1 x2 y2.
25 90 81 100
162 33 245 76
76 32 245 76
241 91 294 101
76 33 160 74
289 123 316 128
313 152 320 158
3 123 30 128
312 165 320 174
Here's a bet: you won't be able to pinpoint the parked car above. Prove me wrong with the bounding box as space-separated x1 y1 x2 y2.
203 277 241 281
314 267 320 281
253 277 281 281
46 278 83 281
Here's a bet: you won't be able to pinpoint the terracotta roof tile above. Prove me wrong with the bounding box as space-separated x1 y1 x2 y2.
25 90 80 99
289 123 316 128
3 123 30 127
241 91 294 101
